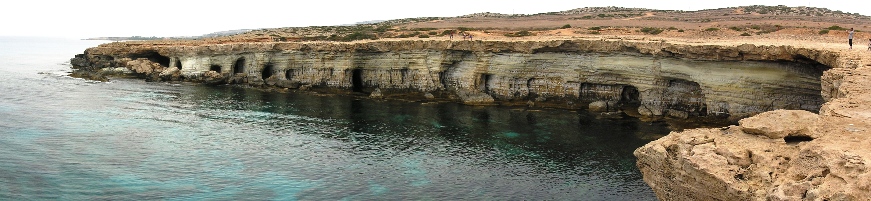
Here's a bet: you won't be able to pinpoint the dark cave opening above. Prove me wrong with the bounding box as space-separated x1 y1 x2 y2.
210 65 222 73
174 59 182 70
262 63 275 79
233 58 246 75
352 69 364 92
129 51 170 67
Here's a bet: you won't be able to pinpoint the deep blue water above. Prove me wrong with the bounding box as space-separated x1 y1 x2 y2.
0 37 666 200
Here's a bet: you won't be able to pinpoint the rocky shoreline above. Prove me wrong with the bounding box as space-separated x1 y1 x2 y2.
70 36 870 200
70 39 831 121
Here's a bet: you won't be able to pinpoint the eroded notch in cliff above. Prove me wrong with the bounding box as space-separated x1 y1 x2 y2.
174 59 182 70
352 69 364 92
478 74 493 93
129 51 170 67
262 63 275 79
233 58 246 74
210 65 222 73
664 79 707 118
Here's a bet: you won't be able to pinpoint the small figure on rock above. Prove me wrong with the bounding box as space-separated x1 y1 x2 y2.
849 28 855 49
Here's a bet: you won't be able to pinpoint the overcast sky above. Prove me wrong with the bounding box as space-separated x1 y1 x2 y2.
0 0 861 38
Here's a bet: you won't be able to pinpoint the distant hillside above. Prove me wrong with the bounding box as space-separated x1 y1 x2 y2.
88 5 871 42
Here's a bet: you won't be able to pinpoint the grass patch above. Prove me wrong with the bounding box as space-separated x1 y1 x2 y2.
705 28 720 31
827 25 847 30
740 32 752 36
819 29 830 35
561 24 572 29
504 30 535 37
588 26 602 31
640 27 663 35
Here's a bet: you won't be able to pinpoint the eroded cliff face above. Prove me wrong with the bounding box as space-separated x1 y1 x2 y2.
634 46 871 200
70 40 831 122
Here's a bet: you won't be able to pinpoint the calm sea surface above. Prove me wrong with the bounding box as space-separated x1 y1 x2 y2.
0 37 667 200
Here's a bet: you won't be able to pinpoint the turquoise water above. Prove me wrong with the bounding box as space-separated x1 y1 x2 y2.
0 37 665 200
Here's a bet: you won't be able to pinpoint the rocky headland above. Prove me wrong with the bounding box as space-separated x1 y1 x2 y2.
70 5 871 200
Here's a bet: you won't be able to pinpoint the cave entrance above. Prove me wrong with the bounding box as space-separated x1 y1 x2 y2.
352 69 364 92
620 85 640 104
174 59 182 70
233 58 246 75
210 65 222 73
129 51 170 67
478 74 493 92
262 63 275 79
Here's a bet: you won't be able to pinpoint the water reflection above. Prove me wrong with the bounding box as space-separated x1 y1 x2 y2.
178 85 666 200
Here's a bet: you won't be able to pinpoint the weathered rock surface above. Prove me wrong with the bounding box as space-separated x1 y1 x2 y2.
69 37 871 200
739 110 819 139
70 39 829 121
635 52 871 200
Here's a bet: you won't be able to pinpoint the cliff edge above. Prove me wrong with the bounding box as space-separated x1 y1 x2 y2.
634 42 871 200
71 33 871 200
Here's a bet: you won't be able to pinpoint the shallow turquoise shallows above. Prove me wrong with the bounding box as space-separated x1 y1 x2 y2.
0 37 666 200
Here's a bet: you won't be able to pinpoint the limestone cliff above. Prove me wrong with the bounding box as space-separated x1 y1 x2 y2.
634 46 871 200
70 39 831 121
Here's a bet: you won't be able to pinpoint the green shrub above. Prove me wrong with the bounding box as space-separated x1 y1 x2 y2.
588 31 601 35
740 32 752 36
588 26 602 31
504 30 535 37
667 27 678 30
640 27 663 35
729 27 744 31
827 25 846 30
413 28 437 31
705 28 720 31
428 31 438 36
561 24 572 29
418 34 430 38
441 30 455 35
457 27 473 31
678 29 684 32
819 29 830 35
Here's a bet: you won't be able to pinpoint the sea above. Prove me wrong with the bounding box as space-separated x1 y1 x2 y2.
0 36 667 200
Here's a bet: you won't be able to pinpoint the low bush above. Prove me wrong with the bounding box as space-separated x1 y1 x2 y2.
504 30 535 37
640 27 663 35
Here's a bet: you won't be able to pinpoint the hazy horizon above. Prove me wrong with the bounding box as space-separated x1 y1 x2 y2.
1 0 862 39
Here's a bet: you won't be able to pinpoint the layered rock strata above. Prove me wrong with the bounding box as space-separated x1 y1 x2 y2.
71 40 831 121
635 46 871 200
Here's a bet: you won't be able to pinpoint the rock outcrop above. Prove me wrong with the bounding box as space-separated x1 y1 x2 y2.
70 39 830 121
69 37 871 200
635 45 871 200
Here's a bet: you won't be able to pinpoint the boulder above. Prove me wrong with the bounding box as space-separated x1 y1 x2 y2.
370 88 383 98
738 110 819 139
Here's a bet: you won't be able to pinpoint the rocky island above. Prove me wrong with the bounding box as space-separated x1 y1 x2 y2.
71 5 871 200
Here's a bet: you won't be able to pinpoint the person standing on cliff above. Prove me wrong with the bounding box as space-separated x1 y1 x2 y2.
849 28 855 49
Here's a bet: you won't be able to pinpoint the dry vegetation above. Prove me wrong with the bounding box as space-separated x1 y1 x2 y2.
125 5 871 46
